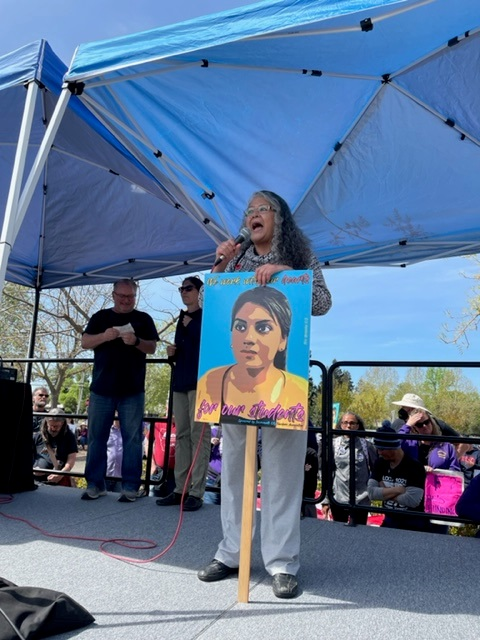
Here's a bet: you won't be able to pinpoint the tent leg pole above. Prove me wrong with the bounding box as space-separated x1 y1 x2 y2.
0 81 39 305
25 287 41 385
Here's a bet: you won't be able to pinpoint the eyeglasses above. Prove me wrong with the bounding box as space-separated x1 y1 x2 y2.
341 420 358 426
113 292 135 300
415 419 431 428
178 285 195 293
36 394 49 398
244 205 276 217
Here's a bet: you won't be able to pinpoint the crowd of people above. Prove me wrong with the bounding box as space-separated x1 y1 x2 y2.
28 190 480 603
325 393 479 537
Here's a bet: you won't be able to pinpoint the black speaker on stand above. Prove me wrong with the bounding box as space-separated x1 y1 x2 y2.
0 380 36 493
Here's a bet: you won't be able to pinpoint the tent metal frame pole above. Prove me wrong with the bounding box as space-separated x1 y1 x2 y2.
25 287 41 385
14 87 71 238
80 92 231 239
254 0 435 39
294 81 384 215
67 0 434 84
392 81 480 148
0 80 39 305
84 59 200 89
107 82 230 235
43 250 216 288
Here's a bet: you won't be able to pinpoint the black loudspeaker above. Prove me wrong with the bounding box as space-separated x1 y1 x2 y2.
0 380 35 493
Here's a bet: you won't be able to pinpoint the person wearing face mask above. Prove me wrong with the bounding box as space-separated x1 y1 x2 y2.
156 277 210 512
197 190 332 599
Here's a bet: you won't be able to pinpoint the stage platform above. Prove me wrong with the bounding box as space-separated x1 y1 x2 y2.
0 485 478 640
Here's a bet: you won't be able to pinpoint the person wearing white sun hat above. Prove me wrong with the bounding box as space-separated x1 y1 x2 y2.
391 392 458 437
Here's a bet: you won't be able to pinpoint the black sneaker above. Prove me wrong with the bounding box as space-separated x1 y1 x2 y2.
272 573 299 599
198 560 238 582
182 496 203 511
156 492 183 506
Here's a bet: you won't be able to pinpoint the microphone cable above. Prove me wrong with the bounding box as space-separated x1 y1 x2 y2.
0 422 211 565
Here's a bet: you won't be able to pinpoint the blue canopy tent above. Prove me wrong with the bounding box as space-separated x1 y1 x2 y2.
53 0 480 269
0 41 224 296
3 0 480 302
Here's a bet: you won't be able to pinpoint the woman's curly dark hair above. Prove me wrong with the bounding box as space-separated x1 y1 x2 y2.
237 190 312 270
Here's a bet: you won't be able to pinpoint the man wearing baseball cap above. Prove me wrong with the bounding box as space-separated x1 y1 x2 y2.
367 425 426 531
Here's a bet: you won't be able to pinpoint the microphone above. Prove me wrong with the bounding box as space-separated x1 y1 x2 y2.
213 227 250 267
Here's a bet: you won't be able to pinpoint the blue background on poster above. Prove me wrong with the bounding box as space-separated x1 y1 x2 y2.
198 271 312 381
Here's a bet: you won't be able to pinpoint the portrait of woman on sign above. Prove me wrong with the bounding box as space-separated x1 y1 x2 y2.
195 279 311 430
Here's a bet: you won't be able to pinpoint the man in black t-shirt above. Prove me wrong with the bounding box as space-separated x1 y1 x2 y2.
368 425 426 531
81 279 158 502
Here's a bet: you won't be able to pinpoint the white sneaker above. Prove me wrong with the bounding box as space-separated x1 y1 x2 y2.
81 487 107 500
118 488 145 502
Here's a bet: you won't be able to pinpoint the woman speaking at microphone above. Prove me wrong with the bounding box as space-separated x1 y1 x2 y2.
197 190 332 599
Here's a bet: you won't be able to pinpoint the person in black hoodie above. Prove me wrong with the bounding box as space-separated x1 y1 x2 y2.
157 276 210 511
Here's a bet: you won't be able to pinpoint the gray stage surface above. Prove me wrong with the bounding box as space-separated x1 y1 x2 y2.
0 485 478 640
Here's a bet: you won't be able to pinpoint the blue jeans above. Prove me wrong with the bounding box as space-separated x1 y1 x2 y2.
204 475 221 505
85 391 145 492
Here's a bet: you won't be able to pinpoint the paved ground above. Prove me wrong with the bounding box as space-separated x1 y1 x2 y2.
75 448 87 474
1 485 479 640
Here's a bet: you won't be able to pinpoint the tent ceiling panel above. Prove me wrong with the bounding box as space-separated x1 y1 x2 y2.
3 0 480 293
1 41 222 290
62 0 480 269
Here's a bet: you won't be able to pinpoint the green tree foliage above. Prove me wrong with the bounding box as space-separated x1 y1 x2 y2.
331 365 355 421
59 368 91 413
309 362 355 426
402 367 480 433
0 282 179 416
308 375 321 425
350 367 399 427
0 283 111 406
366 366 480 433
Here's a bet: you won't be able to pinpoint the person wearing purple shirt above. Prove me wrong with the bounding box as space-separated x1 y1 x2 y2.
204 425 222 505
398 410 460 472
399 410 459 534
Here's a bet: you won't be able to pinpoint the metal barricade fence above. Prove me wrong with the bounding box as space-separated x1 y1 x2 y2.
4 356 480 531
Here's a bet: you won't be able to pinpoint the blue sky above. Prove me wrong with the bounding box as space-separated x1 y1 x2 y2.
152 257 480 387
2 0 479 387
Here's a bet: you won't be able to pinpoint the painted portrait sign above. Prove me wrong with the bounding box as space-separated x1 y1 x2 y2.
195 271 312 430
